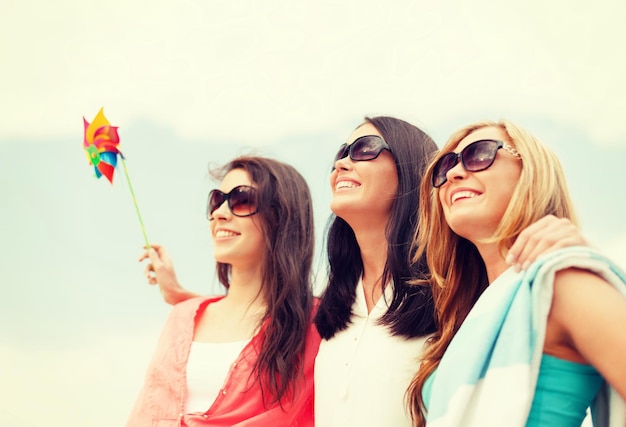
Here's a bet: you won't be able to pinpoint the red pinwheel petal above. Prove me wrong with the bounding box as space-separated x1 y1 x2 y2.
98 162 115 183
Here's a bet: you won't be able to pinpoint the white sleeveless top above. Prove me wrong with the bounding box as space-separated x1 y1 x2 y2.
185 339 251 413
314 279 429 427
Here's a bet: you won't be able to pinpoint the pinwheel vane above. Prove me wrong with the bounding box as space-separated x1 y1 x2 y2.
83 108 150 248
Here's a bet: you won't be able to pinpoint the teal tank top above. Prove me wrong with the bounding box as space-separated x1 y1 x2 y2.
526 354 603 427
422 354 603 426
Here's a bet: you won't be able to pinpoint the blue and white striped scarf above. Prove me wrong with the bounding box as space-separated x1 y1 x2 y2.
425 247 626 427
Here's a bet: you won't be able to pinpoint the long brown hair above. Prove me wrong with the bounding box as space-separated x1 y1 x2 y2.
212 156 315 405
406 120 578 425
315 116 438 340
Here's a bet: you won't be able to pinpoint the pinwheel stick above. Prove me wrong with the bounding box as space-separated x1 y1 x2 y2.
120 157 150 250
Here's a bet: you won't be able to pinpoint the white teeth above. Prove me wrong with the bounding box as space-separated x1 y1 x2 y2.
336 181 359 190
215 230 238 238
451 191 478 204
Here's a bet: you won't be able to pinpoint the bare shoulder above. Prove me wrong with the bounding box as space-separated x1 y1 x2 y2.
551 266 626 332
553 267 614 297
549 267 626 399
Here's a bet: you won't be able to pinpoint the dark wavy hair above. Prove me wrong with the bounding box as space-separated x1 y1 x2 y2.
212 156 315 405
314 116 438 339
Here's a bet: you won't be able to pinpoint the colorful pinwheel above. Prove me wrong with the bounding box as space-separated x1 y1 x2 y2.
83 107 123 183
82 108 150 248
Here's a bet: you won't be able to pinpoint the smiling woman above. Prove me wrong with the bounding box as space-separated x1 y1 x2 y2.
408 120 626 427
314 117 440 427
437 128 524 243
208 170 266 268
126 156 321 427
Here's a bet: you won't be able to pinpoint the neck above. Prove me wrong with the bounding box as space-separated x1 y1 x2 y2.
352 222 388 311
225 267 267 312
354 224 388 282
473 241 510 284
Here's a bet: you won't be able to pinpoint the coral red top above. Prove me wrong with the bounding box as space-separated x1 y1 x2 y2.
126 296 321 427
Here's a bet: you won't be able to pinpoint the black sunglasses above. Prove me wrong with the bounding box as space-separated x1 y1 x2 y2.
207 185 258 219
334 135 391 164
432 139 521 188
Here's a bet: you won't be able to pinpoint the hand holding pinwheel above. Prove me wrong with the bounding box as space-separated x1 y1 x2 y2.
83 108 150 248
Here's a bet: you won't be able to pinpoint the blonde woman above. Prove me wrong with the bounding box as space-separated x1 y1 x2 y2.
409 121 626 426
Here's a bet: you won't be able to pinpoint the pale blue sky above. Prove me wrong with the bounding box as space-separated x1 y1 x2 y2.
1 1 625 426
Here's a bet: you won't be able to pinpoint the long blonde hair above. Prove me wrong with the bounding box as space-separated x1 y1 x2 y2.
406 120 578 426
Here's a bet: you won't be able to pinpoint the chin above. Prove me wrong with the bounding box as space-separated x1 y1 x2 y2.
329 199 350 217
330 204 360 224
213 252 233 264
446 217 477 241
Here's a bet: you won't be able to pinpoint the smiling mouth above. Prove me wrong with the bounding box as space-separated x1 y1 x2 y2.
335 181 360 191
215 230 239 238
451 191 479 204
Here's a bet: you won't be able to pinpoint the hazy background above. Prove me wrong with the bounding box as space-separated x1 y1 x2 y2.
1 1 625 426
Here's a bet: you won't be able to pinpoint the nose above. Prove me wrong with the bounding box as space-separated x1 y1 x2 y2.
209 200 230 221
333 153 353 172
446 160 467 184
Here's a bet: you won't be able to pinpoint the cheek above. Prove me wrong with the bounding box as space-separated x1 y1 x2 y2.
388 178 399 196
251 221 268 244
500 169 521 200
379 167 398 196
501 163 522 191
492 183 517 215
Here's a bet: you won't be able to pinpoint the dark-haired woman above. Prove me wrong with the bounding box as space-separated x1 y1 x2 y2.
126 156 320 427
